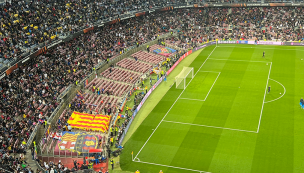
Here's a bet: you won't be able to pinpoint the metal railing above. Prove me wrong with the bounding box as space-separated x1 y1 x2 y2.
26 124 41 148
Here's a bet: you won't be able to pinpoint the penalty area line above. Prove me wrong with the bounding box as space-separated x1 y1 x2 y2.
208 58 268 63
257 62 272 133
179 98 205 101
204 72 221 101
163 120 257 133
133 160 211 173
217 46 304 51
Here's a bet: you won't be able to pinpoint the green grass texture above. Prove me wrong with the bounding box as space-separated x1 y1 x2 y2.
120 44 304 173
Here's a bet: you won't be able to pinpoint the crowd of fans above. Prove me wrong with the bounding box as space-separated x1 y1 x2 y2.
1 0 304 171
0 0 187 65
200 7 304 41
37 160 75 173
0 152 34 173
200 0 301 3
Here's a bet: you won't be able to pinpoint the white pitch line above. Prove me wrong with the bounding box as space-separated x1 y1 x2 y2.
256 62 272 133
204 72 221 101
217 46 304 51
179 98 205 101
264 78 286 103
163 120 257 133
133 46 218 161
208 58 267 63
133 160 211 173
199 71 221 73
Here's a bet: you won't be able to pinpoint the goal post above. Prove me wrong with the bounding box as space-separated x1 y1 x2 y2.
175 67 194 89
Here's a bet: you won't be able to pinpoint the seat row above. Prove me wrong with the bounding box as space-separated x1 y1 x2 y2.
72 93 118 114
116 58 152 73
131 51 165 64
86 78 131 97
100 68 140 84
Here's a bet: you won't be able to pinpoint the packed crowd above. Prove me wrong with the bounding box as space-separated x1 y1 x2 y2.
201 0 298 3
0 152 35 173
1 3 304 172
0 0 187 65
37 160 74 173
195 7 304 41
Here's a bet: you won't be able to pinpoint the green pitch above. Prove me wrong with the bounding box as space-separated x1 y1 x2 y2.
120 44 304 173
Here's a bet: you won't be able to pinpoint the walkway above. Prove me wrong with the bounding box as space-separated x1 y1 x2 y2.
25 149 39 171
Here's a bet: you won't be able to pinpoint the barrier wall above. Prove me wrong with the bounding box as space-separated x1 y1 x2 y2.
218 40 304 46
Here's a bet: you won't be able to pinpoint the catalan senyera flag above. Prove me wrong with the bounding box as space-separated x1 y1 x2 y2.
68 112 111 132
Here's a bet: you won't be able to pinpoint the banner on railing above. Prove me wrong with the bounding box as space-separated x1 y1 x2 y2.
256 41 283 45
284 42 304 46
135 12 147 17
136 89 152 112
218 40 237 44
156 6 174 12
6 63 18 75
83 27 94 34
30 46 47 58
237 40 248 44
218 40 284 45
196 2 304 8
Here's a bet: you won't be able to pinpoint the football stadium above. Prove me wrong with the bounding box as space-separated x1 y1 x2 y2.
1 0 304 173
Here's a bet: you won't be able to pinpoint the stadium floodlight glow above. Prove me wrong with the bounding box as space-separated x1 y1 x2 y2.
175 67 194 90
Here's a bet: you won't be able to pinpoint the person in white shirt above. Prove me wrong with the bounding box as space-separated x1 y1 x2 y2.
68 125 72 131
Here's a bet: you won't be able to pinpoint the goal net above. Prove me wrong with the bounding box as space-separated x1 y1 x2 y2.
175 67 194 89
